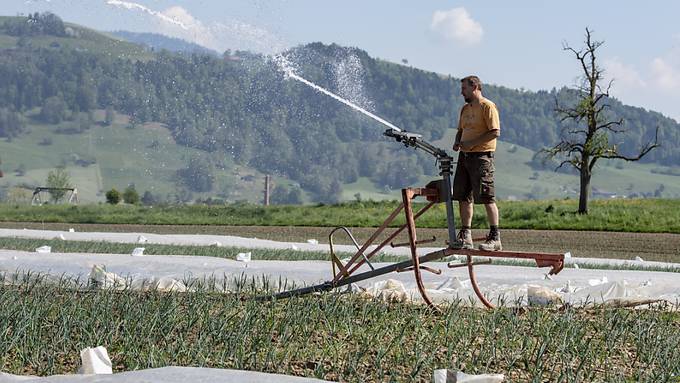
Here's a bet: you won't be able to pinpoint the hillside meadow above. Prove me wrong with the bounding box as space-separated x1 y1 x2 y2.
3 109 680 206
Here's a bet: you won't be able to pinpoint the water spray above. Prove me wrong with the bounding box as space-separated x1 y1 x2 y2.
286 73 402 132
273 53 402 132
106 0 190 30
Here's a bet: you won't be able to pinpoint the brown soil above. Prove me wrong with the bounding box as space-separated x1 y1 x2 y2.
1 222 678 263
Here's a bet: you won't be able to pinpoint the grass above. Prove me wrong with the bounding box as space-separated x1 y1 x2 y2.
0 276 678 381
1 198 680 233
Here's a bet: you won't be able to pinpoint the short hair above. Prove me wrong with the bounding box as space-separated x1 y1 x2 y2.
461 75 482 91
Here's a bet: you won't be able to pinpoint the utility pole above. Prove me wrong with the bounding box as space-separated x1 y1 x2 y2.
264 175 271 206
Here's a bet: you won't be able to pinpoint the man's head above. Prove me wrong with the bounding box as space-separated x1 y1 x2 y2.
460 75 482 103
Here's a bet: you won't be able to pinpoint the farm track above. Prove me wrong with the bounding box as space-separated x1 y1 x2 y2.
1 222 679 263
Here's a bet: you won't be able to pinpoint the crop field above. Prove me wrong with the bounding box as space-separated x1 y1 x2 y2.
0 276 678 382
1 200 679 381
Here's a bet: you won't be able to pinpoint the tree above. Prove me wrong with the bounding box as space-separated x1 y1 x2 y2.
271 185 304 205
0 108 26 138
105 188 121 204
45 168 72 203
76 84 96 111
544 28 659 214
123 184 140 204
141 191 156 206
40 96 67 124
177 154 214 192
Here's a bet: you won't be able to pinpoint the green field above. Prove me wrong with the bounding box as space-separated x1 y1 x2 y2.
1 198 679 233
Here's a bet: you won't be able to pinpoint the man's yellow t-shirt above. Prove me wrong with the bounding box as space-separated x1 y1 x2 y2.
457 97 500 152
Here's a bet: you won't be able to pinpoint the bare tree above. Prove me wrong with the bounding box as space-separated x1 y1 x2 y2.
545 28 659 214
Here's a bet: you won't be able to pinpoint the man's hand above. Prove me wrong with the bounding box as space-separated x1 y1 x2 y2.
454 141 470 151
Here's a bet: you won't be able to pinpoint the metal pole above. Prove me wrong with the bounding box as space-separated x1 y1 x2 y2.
264 175 270 206
262 248 452 300
440 159 458 247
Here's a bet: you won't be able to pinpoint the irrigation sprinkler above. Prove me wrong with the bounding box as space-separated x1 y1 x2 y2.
271 65 565 308
264 128 565 309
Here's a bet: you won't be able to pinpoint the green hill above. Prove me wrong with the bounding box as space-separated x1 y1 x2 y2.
1 13 680 204
0 15 153 61
0 109 300 203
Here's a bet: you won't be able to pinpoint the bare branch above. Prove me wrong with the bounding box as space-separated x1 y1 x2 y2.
593 93 609 106
566 128 589 136
556 158 580 172
595 119 624 133
599 126 661 161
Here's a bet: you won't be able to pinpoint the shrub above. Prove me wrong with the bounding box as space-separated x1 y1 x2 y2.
46 168 72 203
105 188 121 205
123 185 140 205
141 191 156 206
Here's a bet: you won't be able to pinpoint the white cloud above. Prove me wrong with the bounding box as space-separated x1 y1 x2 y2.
430 7 483 46
161 6 199 29
603 57 647 91
106 1 286 54
106 0 189 30
651 57 680 90
598 53 680 121
158 6 286 54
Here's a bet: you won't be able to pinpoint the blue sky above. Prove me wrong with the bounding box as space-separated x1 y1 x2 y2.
6 1 680 121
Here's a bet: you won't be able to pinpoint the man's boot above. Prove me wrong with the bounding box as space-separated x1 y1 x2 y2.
452 229 474 250
478 231 502 251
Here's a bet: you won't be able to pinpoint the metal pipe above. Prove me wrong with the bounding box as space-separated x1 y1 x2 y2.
261 248 452 300
441 166 458 248
403 189 437 308
346 201 436 276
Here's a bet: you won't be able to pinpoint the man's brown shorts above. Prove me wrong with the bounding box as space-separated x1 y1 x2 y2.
452 151 496 204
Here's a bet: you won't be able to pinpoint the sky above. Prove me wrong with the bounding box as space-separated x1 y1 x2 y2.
5 0 680 122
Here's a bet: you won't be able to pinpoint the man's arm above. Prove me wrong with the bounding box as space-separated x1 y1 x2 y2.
458 129 499 151
452 130 463 151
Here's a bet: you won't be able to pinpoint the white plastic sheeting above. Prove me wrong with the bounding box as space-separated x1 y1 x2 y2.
78 347 112 375
1 228 678 271
0 229 679 306
434 369 505 382
1 246 679 307
0 367 334 382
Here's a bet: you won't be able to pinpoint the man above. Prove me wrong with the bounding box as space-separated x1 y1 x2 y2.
452 75 501 251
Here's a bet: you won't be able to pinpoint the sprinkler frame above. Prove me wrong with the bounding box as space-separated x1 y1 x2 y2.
266 129 565 309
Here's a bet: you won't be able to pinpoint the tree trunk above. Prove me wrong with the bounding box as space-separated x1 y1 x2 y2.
578 166 591 214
